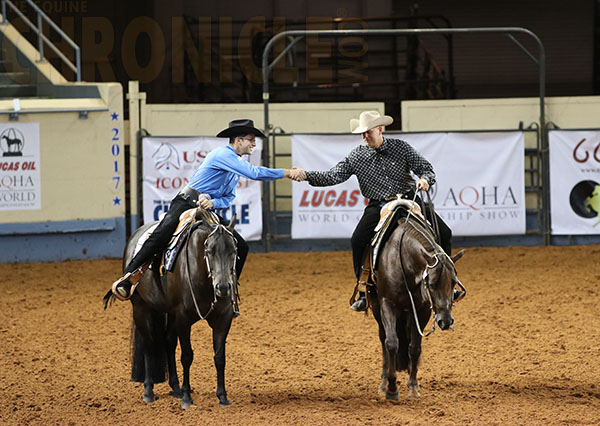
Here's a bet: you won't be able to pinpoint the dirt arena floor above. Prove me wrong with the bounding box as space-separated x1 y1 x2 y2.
1 245 600 425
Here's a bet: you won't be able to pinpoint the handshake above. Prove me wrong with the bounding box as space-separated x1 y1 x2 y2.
285 168 306 182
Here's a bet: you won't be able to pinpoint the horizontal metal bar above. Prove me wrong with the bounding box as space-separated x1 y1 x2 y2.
0 107 108 114
271 129 539 137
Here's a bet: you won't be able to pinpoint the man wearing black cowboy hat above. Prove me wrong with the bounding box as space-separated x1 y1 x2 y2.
112 119 302 300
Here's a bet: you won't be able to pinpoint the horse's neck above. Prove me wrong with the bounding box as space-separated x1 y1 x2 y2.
402 221 453 275
401 219 439 255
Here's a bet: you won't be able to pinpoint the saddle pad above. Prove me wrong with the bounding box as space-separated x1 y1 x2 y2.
133 223 159 258
371 202 431 272
132 207 199 259
374 198 423 233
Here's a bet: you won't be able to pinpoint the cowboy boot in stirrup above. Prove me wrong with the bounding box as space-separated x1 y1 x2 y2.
111 272 136 301
350 292 367 312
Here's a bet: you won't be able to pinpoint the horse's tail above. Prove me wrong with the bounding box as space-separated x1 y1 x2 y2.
130 304 168 383
395 311 410 371
102 289 116 310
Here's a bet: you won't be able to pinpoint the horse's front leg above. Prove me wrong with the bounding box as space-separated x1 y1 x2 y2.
142 353 156 402
380 299 399 400
406 307 429 398
166 314 182 398
177 323 194 410
208 310 233 407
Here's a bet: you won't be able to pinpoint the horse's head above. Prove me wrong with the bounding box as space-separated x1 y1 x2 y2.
203 215 238 299
420 249 465 331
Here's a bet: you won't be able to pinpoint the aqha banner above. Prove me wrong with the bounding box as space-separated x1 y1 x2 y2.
406 132 525 236
549 130 600 235
291 132 526 238
142 137 263 240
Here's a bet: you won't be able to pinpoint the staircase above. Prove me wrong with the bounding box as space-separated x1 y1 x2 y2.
0 50 36 98
0 0 80 101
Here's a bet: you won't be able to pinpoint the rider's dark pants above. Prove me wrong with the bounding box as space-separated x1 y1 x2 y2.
124 194 248 279
351 195 452 281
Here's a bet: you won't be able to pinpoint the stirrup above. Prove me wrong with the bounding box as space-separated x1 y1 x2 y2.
111 272 139 301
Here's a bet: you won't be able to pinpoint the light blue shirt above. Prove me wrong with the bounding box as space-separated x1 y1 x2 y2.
187 145 284 209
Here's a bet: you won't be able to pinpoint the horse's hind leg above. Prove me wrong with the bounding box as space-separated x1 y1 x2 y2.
177 323 194 410
132 300 165 404
380 299 400 400
373 309 390 393
166 314 182 398
209 314 233 407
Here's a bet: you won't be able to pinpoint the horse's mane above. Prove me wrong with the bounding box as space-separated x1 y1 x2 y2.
399 217 440 256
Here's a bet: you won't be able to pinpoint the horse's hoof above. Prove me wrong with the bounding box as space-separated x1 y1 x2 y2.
219 399 232 407
385 391 399 400
171 389 183 399
181 398 193 410
408 388 420 398
378 384 387 393
143 394 156 403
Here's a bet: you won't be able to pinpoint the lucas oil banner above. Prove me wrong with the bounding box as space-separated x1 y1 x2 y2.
0 123 41 211
549 130 600 235
291 132 526 238
142 137 263 240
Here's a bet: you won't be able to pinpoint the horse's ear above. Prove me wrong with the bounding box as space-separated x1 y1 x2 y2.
227 214 237 231
451 249 466 263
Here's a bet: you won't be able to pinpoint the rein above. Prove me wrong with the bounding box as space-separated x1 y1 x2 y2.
184 224 215 321
182 220 237 321
204 225 239 316
397 226 436 338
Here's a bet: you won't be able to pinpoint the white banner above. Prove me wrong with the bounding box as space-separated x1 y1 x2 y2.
0 123 41 211
549 130 600 235
292 134 368 239
292 132 526 238
142 137 263 241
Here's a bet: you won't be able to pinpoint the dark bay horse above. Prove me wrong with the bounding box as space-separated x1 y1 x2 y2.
371 216 465 400
103 209 238 409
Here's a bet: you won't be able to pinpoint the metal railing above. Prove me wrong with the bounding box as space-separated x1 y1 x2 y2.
262 27 548 244
1 0 81 81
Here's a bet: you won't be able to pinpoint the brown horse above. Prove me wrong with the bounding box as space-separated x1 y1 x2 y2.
103 210 238 409
371 215 465 400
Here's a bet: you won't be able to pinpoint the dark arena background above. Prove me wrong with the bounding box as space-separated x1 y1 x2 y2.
1 1 600 425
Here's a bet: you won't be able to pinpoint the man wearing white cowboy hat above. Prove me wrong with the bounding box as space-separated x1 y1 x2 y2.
294 110 453 312
112 118 304 300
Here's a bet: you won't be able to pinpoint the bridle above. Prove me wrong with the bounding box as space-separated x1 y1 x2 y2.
398 217 459 337
184 223 238 321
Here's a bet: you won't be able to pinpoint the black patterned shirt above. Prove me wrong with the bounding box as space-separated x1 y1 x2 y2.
305 137 436 200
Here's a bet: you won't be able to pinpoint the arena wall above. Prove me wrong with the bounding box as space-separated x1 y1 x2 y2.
401 96 600 130
0 83 126 263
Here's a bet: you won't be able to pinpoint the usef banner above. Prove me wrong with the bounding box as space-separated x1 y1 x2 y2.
142 137 263 241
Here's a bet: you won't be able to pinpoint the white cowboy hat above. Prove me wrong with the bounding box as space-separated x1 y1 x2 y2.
350 111 393 134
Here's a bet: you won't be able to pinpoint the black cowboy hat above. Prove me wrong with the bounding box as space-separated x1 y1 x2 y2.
216 119 266 139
